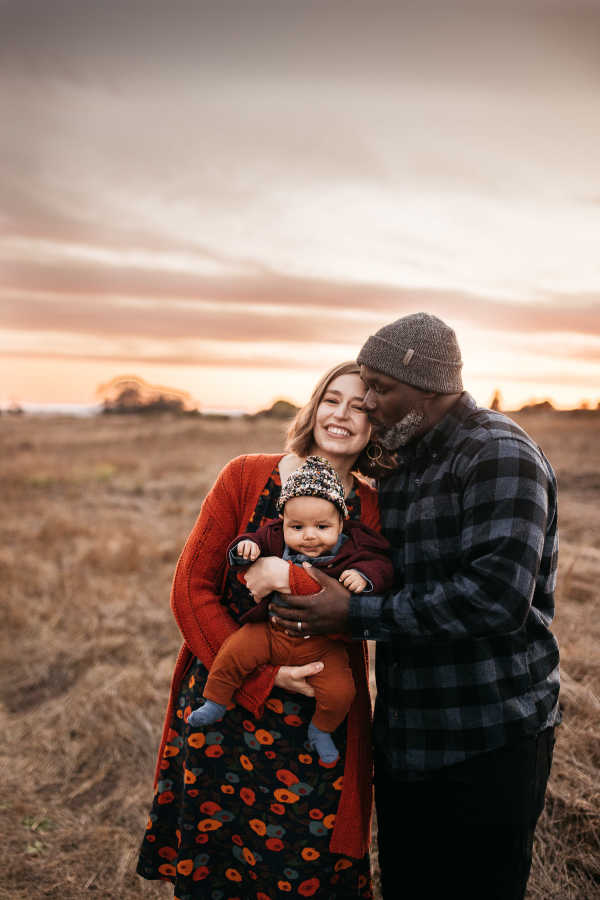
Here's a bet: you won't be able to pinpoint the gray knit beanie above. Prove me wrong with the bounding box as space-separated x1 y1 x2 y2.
357 312 463 393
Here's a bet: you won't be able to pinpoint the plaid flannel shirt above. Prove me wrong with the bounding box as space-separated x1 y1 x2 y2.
349 392 560 776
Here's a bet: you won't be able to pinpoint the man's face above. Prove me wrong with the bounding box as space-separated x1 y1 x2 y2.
359 365 427 428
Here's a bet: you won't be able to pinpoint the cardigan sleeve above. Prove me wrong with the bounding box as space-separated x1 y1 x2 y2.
355 477 381 532
170 456 277 716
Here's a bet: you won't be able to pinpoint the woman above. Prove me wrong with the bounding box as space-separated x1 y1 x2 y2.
137 362 387 899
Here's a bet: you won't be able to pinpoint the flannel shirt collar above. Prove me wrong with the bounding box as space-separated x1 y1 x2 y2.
393 391 476 464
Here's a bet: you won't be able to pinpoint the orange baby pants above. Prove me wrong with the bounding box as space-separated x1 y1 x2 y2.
203 621 356 733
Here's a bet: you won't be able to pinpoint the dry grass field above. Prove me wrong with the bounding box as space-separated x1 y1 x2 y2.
1 410 599 899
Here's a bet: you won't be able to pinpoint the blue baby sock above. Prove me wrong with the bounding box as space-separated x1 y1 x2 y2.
308 721 339 764
188 699 227 727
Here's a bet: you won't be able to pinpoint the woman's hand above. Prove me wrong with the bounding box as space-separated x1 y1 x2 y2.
244 556 290 600
274 662 324 697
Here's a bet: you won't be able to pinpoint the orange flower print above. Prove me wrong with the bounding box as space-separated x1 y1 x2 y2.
334 858 352 871
158 863 176 877
183 705 192 721
276 769 299 787
249 818 267 836
298 753 313 764
205 744 224 758
225 868 242 882
309 808 323 820
158 846 177 860
333 775 344 791
163 745 179 757
242 846 256 866
265 697 284 713
187 732 205 749
200 800 221 815
298 877 320 896
195 834 208 844
273 788 300 804
176 859 193 875
196 818 223 832
266 837 285 852
240 787 256 806
283 714 302 727
257 893 273 900
242 719 255 732
232 834 243 846
301 847 320 861
277 880 292 892
187 789 199 798
323 814 336 829
239 754 253 771
255 729 274 745
157 791 175 805
184 769 196 784
221 784 235 794
193 866 210 881
159 759 169 771
270 802 285 815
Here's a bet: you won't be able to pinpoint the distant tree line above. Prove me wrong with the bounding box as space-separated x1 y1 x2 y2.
97 376 197 415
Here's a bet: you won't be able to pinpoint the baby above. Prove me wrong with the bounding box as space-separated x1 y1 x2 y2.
188 456 394 763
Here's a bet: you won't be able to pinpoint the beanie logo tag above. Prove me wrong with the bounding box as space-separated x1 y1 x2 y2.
403 348 414 366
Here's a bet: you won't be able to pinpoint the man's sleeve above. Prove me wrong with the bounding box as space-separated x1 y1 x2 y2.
348 438 553 643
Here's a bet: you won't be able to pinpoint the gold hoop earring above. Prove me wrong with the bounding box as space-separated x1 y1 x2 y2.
366 443 383 462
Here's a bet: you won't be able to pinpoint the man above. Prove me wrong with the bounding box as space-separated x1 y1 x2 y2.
270 312 560 900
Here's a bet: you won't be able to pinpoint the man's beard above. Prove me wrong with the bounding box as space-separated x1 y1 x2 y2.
377 409 426 450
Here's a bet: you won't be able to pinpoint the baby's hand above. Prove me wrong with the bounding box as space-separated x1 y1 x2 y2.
236 540 261 561
339 569 368 593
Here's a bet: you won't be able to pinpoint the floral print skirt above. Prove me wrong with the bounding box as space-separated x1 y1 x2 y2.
137 657 372 899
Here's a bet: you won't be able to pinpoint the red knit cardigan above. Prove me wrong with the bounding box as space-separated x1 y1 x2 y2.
156 453 380 859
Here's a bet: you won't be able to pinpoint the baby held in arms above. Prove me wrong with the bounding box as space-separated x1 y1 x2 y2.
188 456 393 764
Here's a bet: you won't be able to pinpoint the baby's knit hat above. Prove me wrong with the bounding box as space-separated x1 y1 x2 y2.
357 312 463 393
277 456 348 518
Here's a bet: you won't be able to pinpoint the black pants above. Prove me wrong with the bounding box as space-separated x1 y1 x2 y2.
375 728 555 900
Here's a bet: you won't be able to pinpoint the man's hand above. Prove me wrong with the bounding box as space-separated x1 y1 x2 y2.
244 556 291 600
274 662 324 696
270 565 351 635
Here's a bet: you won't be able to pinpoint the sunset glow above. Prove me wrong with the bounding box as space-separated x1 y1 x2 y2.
1 1 599 412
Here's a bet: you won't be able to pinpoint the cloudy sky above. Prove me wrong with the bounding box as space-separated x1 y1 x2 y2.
1 0 599 411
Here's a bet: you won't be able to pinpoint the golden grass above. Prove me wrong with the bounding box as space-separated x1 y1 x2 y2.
1 411 598 898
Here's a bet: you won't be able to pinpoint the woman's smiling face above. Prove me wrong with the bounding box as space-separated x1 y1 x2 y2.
310 373 371 461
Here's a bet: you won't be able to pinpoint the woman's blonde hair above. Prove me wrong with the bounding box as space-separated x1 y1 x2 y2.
285 361 395 477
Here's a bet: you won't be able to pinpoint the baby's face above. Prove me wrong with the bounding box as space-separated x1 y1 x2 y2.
282 496 343 557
